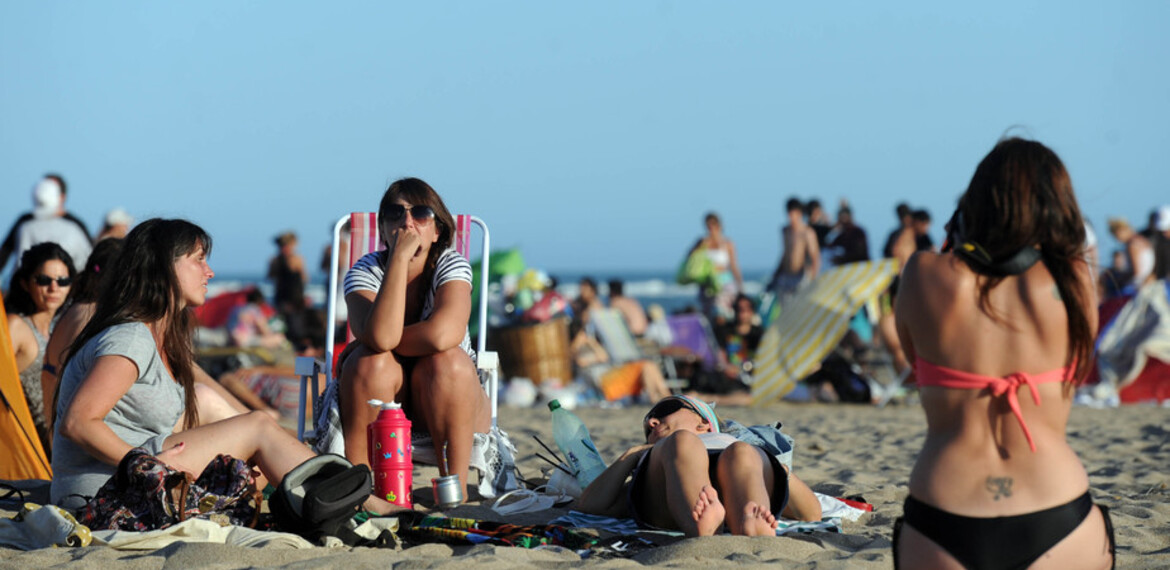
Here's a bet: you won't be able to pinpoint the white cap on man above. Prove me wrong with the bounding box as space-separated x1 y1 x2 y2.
1156 205 1170 232
105 207 134 227
33 178 63 218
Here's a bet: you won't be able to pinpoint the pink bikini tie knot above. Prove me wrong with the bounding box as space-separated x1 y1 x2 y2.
989 373 1042 453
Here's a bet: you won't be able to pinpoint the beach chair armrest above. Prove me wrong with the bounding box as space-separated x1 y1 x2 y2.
476 351 500 429
296 356 326 442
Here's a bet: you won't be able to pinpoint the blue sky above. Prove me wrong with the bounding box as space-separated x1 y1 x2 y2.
2 2 1167 278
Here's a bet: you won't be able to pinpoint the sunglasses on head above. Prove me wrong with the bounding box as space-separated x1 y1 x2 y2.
33 275 73 287
385 204 436 223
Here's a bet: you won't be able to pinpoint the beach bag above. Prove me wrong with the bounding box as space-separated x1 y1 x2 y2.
76 448 260 531
268 454 371 544
675 248 715 288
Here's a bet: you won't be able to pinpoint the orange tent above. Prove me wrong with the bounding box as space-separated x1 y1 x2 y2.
0 308 52 479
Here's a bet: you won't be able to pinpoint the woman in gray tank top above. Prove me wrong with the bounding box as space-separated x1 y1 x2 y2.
50 218 402 516
4 242 75 455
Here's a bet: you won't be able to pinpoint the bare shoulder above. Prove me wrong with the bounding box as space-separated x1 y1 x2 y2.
7 312 29 337
900 251 951 291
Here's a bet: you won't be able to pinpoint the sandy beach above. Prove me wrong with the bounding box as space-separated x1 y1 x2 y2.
3 400 1168 568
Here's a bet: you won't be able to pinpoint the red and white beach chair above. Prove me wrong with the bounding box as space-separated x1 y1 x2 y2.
295 212 513 494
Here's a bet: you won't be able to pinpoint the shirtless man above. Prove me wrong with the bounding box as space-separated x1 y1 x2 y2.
607 279 648 336
884 203 917 268
769 198 820 297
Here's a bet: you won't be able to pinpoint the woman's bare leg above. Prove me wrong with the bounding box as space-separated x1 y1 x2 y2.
715 442 777 536
339 345 406 467
410 347 488 494
637 431 721 536
161 411 313 484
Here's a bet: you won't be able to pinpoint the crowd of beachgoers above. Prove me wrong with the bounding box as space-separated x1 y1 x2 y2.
5 141 1170 567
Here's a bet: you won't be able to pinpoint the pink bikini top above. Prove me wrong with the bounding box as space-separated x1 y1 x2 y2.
915 356 1070 453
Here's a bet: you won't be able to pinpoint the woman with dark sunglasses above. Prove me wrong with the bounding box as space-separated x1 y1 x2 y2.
576 395 821 536
316 177 488 501
5 242 75 454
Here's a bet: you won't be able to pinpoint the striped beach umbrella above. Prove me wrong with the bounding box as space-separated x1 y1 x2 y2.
751 259 900 406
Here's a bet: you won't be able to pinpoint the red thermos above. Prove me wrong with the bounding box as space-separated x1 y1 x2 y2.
367 399 412 508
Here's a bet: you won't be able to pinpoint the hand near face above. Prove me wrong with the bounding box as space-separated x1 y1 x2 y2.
389 227 424 263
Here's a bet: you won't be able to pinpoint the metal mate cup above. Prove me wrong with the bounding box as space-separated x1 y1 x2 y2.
432 474 463 509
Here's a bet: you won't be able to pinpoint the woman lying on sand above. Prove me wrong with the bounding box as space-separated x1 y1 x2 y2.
576 395 821 536
893 138 1114 569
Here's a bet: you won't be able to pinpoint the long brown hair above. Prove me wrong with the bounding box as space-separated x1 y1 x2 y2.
955 137 1093 383
377 177 456 308
62 219 210 429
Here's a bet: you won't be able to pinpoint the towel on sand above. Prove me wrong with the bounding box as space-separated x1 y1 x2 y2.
549 493 870 536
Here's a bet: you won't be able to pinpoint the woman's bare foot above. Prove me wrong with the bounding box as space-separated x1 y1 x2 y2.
363 495 413 515
691 484 725 536
739 501 778 536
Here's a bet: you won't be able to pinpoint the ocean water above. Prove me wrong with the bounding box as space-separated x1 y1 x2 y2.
207 268 774 318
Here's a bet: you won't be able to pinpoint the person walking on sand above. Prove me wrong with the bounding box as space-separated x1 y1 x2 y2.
769 197 821 299
576 395 821 536
892 138 1113 569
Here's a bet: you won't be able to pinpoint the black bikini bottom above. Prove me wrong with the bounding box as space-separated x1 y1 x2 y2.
893 491 1115 570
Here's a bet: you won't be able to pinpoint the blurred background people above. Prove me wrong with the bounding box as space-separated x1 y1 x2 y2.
608 279 648 337
96 208 134 241
268 231 310 350
0 174 92 274
689 212 743 324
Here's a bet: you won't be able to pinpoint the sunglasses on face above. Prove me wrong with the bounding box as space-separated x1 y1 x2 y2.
33 275 73 287
385 204 436 223
643 399 688 436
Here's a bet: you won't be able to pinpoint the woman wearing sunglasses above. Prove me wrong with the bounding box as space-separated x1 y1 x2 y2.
5 242 76 454
317 177 488 500
892 139 1113 569
576 395 821 536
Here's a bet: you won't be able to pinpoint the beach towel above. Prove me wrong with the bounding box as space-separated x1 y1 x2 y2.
548 493 870 537
1097 281 1170 393
400 514 598 549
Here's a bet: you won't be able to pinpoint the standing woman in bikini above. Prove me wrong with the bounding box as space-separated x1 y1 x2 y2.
893 138 1113 569
691 212 744 324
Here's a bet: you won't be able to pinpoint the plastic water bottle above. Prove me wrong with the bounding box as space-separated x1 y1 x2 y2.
368 399 412 508
548 399 607 487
